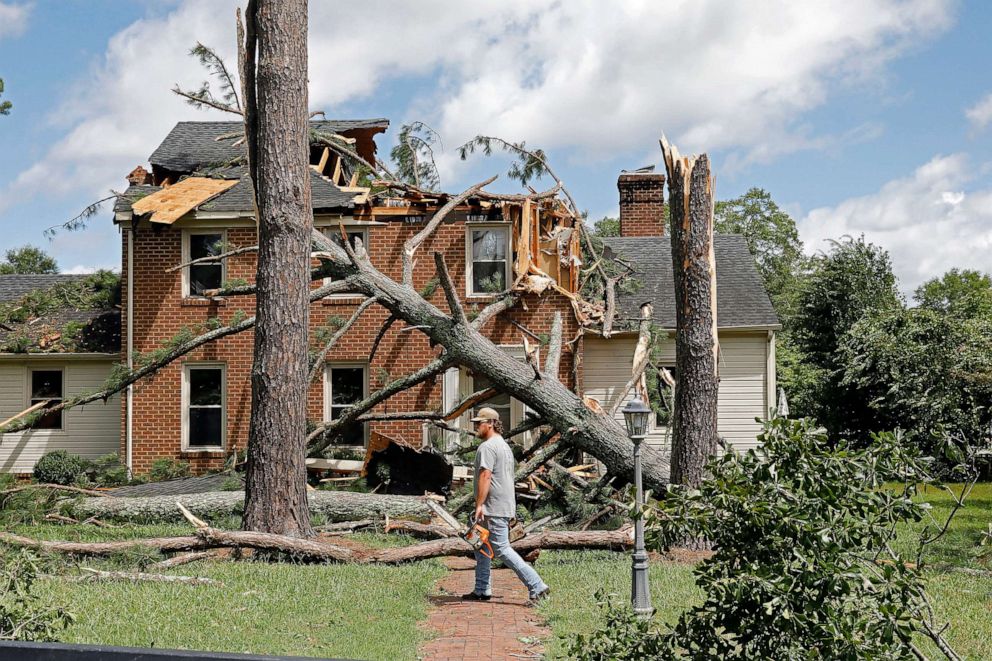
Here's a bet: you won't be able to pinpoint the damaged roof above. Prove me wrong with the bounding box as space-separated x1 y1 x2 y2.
149 119 389 172
0 275 121 354
196 167 359 212
602 235 780 330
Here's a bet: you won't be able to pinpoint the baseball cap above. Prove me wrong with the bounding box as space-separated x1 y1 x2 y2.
470 407 500 423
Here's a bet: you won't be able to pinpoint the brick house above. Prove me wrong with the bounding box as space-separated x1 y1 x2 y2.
0 118 778 476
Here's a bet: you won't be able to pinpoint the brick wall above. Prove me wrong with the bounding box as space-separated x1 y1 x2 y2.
618 173 666 237
121 214 581 473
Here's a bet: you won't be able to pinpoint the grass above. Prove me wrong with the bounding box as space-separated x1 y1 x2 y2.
6 483 992 659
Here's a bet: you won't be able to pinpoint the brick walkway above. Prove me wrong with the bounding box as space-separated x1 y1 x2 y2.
420 557 549 660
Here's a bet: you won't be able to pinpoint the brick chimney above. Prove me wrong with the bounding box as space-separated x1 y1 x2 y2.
618 171 666 236
126 166 152 186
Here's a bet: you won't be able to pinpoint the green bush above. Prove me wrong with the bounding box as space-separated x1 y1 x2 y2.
32 450 90 485
574 418 962 659
148 458 191 482
566 592 665 660
87 452 129 487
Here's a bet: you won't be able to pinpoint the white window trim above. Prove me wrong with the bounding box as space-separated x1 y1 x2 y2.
322 362 369 448
459 344 535 446
181 362 227 452
25 366 66 434
320 226 369 297
181 229 228 298
465 223 512 298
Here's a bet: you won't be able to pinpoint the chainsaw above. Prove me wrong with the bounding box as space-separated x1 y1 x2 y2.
425 500 494 559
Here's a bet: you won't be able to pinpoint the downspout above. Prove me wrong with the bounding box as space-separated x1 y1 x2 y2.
126 224 134 476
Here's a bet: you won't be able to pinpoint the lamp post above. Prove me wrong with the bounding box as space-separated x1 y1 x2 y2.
622 394 654 619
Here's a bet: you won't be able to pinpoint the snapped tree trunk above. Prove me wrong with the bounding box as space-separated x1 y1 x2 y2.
242 0 315 537
661 138 720 488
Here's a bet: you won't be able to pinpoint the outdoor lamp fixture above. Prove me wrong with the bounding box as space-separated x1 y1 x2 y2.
622 394 654 619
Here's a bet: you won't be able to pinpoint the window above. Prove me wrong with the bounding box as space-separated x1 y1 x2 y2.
320 227 368 295
184 231 225 297
470 372 512 432
467 226 509 295
29 369 63 430
324 364 368 446
183 365 225 449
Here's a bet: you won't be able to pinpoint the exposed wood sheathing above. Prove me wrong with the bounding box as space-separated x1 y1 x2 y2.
132 177 238 224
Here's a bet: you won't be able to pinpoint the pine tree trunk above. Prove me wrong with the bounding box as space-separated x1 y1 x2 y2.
662 141 720 487
242 0 315 537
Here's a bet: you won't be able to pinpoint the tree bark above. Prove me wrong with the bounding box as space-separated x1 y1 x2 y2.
242 0 315 537
661 138 720 487
71 491 430 524
1 527 633 564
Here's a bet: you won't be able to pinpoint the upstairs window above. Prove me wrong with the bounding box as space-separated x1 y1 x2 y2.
184 231 226 297
320 227 368 296
467 226 510 296
184 365 225 449
29 369 63 430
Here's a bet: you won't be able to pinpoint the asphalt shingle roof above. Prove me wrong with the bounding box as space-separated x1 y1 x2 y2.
149 119 389 172
0 275 92 303
196 167 358 211
601 234 780 329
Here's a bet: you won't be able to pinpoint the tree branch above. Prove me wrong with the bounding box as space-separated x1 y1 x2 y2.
168 245 258 272
170 88 242 116
367 314 397 363
607 303 654 416
308 296 379 385
433 252 466 324
544 311 563 379
470 293 520 329
402 176 497 285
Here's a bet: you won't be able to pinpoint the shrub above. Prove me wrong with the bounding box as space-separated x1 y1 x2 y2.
573 418 963 659
0 548 73 640
566 592 665 660
148 458 191 482
88 453 130 487
33 450 90 486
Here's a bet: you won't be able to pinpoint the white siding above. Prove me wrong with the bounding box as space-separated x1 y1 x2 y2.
583 332 771 465
0 360 120 474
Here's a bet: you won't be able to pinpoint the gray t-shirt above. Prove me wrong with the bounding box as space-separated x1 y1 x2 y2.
474 434 516 518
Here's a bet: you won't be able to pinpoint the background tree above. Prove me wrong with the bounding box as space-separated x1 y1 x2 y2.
0 78 10 115
840 306 992 451
786 236 902 439
0 246 59 274
389 121 442 190
591 215 620 237
914 268 992 319
714 187 806 319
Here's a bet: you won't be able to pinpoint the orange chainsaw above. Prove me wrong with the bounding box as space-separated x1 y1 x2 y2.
425 500 494 558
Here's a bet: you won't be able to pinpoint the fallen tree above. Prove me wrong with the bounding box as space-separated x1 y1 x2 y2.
69 490 430 524
0 525 632 565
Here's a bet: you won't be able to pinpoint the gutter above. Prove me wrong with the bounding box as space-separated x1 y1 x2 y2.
126 227 134 477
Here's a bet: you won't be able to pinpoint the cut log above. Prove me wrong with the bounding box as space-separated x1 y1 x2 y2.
384 520 458 539
70 490 431 524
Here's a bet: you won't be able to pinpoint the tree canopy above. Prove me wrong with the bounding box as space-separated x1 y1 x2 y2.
0 246 59 274
714 187 806 319
914 268 992 319
0 78 10 115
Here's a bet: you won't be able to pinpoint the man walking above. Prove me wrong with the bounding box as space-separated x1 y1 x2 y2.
463 407 550 604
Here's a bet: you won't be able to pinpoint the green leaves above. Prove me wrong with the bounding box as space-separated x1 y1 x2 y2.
625 418 946 659
0 77 11 116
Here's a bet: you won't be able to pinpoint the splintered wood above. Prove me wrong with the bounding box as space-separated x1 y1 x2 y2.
132 177 238 224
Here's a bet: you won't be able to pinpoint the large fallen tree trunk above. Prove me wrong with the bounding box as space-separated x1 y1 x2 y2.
69 490 430 524
309 231 672 492
0 527 632 565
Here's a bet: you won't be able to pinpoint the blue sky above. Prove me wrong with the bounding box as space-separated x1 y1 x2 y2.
0 0 990 293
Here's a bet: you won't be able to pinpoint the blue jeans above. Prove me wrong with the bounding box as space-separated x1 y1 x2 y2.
474 516 548 598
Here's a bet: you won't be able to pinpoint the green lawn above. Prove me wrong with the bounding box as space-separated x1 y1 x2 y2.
7 483 992 660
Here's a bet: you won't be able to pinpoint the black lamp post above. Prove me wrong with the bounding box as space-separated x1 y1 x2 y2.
622 393 654 618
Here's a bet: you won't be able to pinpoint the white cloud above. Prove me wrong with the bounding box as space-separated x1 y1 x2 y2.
965 93 992 132
0 2 30 40
0 0 954 219
800 154 992 293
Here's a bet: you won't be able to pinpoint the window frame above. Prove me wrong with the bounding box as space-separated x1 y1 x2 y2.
26 367 65 432
181 362 226 452
322 362 369 448
181 229 228 298
320 226 369 297
465 223 511 298
460 344 535 445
